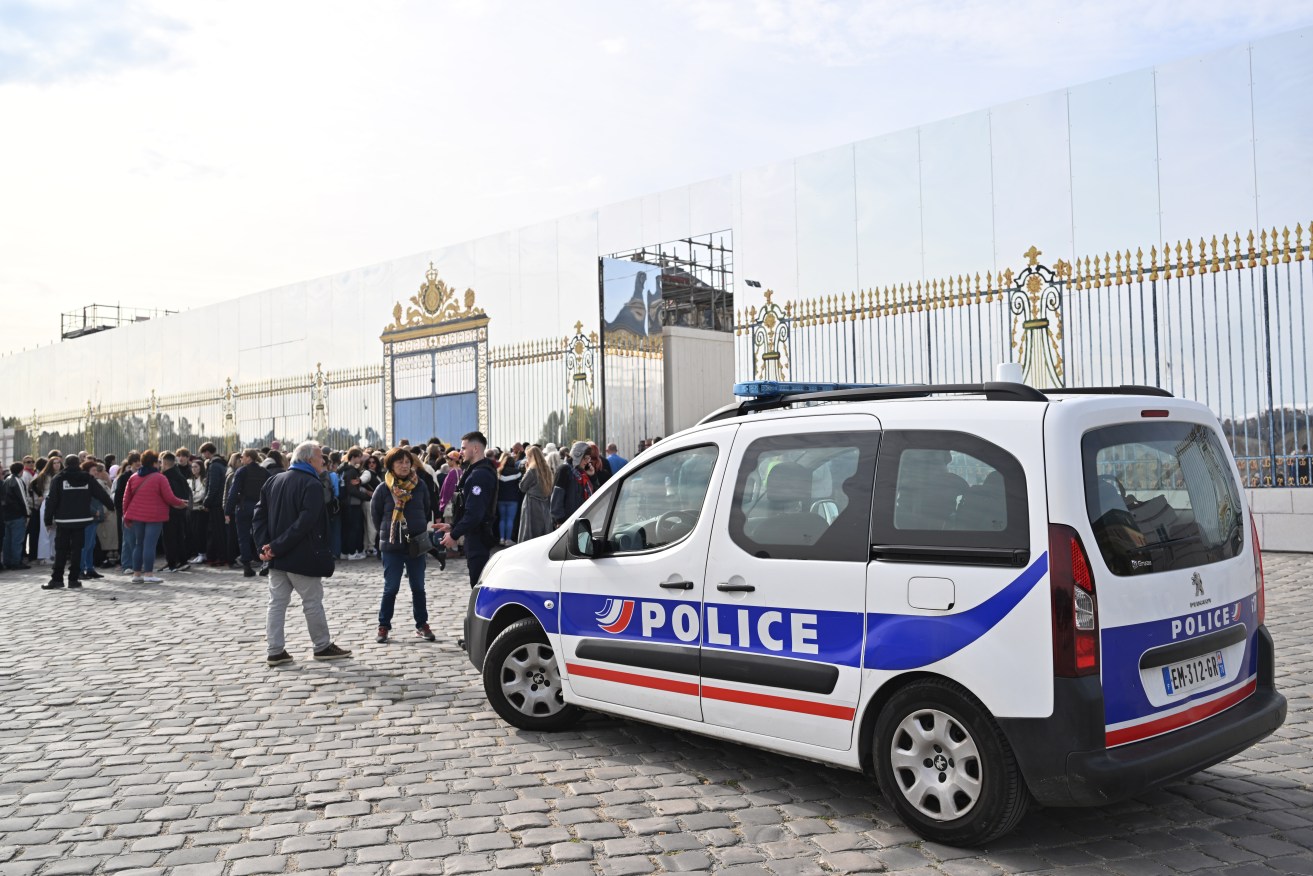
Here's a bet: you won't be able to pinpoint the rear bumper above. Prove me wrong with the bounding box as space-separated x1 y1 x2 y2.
1001 625 1286 807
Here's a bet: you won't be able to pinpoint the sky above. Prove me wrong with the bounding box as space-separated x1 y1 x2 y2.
3 0 1313 357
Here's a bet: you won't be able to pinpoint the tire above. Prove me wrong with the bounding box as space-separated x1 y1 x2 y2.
482 618 581 731
873 679 1029 847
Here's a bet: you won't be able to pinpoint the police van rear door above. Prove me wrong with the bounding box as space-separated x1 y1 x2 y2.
1050 401 1257 747
557 425 737 722
700 414 880 751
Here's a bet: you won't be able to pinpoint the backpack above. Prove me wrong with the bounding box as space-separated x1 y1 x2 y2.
320 472 340 516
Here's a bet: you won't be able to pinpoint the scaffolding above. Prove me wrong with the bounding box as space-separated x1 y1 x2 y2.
61 304 178 340
606 230 735 332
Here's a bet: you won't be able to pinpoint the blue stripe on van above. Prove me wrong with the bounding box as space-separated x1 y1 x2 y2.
863 553 1049 670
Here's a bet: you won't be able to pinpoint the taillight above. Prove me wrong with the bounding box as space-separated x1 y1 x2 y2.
1050 524 1099 677
1250 512 1265 625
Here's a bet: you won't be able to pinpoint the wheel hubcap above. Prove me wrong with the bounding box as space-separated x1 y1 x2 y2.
500 642 565 717
889 708 982 821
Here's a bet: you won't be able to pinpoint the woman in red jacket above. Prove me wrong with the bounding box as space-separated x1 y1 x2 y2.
122 450 188 583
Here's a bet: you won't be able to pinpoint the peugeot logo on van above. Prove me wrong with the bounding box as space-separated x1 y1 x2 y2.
1192 572 1204 597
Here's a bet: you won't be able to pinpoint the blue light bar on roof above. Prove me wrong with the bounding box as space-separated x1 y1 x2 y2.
733 380 888 399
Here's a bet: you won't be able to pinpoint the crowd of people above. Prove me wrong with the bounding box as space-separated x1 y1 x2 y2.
2 431 635 663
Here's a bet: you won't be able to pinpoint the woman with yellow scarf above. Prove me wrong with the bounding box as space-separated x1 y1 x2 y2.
370 447 436 643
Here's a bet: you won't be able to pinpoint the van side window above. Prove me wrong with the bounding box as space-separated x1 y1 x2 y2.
871 431 1030 556
728 432 879 562
604 445 718 554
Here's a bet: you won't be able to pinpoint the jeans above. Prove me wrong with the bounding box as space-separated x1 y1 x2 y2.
81 521 97 573
235 505 256 565
3 517 26 567
124 520 164 573
120 523 137 570
498 501 518 542
267 569 332 656
378 550 428 629
329 514 342 558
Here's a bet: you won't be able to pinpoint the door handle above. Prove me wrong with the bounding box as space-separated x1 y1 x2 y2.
660 580 695 590
717 582 755 592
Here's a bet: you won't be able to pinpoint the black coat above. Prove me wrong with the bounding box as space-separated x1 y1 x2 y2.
251 467 334 578
370 478 433 553
451 458 498 543
164 466 191 502
203 457 227 510
2 475 29 521
44 467 115 528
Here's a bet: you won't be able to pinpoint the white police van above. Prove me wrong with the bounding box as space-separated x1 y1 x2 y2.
463 380 1285 846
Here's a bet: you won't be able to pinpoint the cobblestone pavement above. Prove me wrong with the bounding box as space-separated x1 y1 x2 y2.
1 552 1310 876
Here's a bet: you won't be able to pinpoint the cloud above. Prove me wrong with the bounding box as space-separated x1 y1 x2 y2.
0 0 186 84
599 36 627 55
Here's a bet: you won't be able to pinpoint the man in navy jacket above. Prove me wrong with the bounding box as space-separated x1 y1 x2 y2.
252 440 351 666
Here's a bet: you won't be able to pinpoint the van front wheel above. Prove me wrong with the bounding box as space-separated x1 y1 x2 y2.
873 679 1029 846
483 618 581 731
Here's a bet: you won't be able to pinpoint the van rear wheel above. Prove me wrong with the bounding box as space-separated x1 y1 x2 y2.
483 618 581 731
873 679 1028 846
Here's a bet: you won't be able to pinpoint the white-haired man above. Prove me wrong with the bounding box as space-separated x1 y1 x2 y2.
252 440 351 666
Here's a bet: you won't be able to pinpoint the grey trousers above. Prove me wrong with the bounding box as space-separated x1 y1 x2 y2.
267 568 332 656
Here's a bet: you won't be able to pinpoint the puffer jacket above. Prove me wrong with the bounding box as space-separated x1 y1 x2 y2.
122 467 187 523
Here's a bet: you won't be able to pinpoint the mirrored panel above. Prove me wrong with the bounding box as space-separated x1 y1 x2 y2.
1251 27 1313 229
690 175 733 237
855 128 923 289
737 158 799 307
991 90 1073 268
919 109 995 279
795 143 857 298
1156 43 1256 244
1069 68 1160 258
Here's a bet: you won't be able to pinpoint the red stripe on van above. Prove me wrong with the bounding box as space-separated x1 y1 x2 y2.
1105 678 1257 748
566 663 698 695
701 685 857 721
565 663 855 720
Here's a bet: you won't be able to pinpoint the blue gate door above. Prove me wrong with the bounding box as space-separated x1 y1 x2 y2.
393 392 477 446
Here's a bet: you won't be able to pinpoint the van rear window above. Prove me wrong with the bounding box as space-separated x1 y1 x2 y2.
1082 422 1244 575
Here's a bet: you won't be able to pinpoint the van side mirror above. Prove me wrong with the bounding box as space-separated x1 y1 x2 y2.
570 519 597 558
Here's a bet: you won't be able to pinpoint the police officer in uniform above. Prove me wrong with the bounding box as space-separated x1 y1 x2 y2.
435 430 499 587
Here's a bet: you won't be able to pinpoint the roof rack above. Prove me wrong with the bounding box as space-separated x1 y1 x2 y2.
698 381 1047 425
1040 385 1173 398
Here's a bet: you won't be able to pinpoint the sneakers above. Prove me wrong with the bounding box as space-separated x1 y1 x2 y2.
174 562 191 572
142 575 164 584
266 651 294 666
84 570 104 579
346 552 366 561
243 563 256 578
41 581 64 590
68 581 82 589
376 626 389 643
313 643 352 661
130 575 145 583
189 553 206 564
416 624 436 642
258 563 270 577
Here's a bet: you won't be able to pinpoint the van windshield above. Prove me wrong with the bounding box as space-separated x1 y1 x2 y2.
1082 421 1244 576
